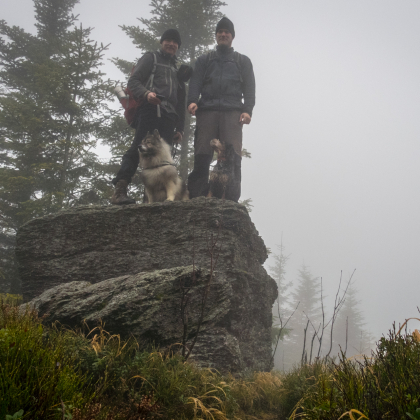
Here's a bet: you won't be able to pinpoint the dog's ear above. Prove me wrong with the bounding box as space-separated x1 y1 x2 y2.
153 129 160 138
143 131 151 142
210 138 225 152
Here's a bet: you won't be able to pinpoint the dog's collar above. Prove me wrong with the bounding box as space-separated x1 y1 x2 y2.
142 161 176 170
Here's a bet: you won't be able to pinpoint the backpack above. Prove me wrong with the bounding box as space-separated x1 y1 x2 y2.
117 53 165 128
204 50 243 84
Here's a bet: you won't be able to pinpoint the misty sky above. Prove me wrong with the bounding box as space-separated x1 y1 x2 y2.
3 0 420 339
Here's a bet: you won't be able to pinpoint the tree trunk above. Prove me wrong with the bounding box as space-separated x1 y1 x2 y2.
179 49 196 181
179 112 192 181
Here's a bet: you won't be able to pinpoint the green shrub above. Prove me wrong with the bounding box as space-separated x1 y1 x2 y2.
0 302 95 419
293 325 420 419
4 296 420 420
229 371 283 419
0 294 22 307
71 323 238 419
0 304 237 419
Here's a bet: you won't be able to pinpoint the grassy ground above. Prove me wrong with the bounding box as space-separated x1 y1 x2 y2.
1 294 419 420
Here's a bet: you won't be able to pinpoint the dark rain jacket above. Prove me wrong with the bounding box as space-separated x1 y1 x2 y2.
187 45 255 116
127 49 186 132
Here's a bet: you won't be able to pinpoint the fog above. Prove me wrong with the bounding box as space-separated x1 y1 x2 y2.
3 0 420 339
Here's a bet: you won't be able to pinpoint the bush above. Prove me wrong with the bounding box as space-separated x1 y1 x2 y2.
229 371 283 418
71 323 238 419
0 299 95 419
0 300 237 419
3 296 420 420
293 325 420 419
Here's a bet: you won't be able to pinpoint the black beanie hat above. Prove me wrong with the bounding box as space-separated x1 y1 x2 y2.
160 29 181 47
215 17 235 38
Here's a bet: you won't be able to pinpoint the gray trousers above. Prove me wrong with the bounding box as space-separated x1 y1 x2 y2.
188 111 242 202
187 110 243 201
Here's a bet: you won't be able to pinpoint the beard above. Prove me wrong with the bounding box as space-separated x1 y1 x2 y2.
217 43 231 52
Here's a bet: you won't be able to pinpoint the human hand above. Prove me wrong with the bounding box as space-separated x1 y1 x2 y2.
239 113 251 125
188 103 198 115
173 132 183 144
147 92 161 105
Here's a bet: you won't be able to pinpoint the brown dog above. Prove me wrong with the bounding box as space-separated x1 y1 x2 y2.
207 138 240 201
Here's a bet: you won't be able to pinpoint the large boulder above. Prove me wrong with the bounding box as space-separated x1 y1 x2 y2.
24 265 274 372
17 198 277 372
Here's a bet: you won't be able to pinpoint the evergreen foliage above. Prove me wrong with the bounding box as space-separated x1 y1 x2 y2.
284 264 321 366
269 241 292 318
269 241 293 368
0 0 116 292
109 0 226 180
269 247 372 370
332 284 374 357
291 265 321 325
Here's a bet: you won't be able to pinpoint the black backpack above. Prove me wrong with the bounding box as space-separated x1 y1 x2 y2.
117 53 192 127
204 50 243 84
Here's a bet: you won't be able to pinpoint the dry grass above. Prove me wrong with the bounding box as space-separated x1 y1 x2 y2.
4 295 419 420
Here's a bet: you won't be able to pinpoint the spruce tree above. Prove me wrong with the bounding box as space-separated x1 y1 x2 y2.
269 241 292 318
285 265 321 366
291 265 321 327
0 0 116 292
109 0 226 180
269 242 294 370
333 285 373 357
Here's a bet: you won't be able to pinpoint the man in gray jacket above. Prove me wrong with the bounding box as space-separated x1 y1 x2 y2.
187 17 255 202
111 29 186 205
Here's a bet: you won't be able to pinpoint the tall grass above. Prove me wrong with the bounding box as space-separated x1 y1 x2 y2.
0 297 239 419
292 325 420 419
2 293 419 420
0 298 95 419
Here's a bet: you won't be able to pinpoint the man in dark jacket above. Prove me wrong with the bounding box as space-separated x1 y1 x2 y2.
111 29 186 205
187 17 255 202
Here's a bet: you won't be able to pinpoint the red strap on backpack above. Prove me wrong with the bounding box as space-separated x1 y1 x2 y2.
116 53 159 128
120 89 142 129
114 65 143 128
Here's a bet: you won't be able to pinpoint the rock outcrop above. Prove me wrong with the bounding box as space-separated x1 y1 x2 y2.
16 198 277 372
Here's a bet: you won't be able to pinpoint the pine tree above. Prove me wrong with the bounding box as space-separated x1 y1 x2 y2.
284 264 321 367
0 0 116 292
269 241 292 318
332 284 374 357
269 241 293 345
109 0 226 180
269 241 295 370
291 265 321 326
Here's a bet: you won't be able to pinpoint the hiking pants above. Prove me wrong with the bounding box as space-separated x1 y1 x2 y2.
187 110 242 201
112 104 176 185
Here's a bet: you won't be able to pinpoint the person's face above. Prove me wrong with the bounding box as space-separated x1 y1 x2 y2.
161 39 179 56
216 29 233 47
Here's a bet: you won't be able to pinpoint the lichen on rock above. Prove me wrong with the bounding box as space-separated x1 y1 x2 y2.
17 198 277 372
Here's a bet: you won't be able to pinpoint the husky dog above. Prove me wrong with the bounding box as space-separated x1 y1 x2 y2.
139 129 188 203
207 138 241 201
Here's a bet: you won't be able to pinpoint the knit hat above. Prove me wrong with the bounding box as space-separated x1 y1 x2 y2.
215 17 235 39
160 29 181 47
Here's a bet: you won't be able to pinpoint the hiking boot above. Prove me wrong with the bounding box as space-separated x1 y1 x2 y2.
110 179 136 205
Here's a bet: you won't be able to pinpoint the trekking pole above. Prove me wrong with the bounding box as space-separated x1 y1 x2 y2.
157 104 161 118
114 85 129 109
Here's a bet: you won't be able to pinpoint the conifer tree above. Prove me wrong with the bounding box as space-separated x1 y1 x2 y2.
109 0 226 180
332 284 374 357
291 265 321 327
269 241 294 370
269 241 292 318
0 0 116 292
284 265 321 366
